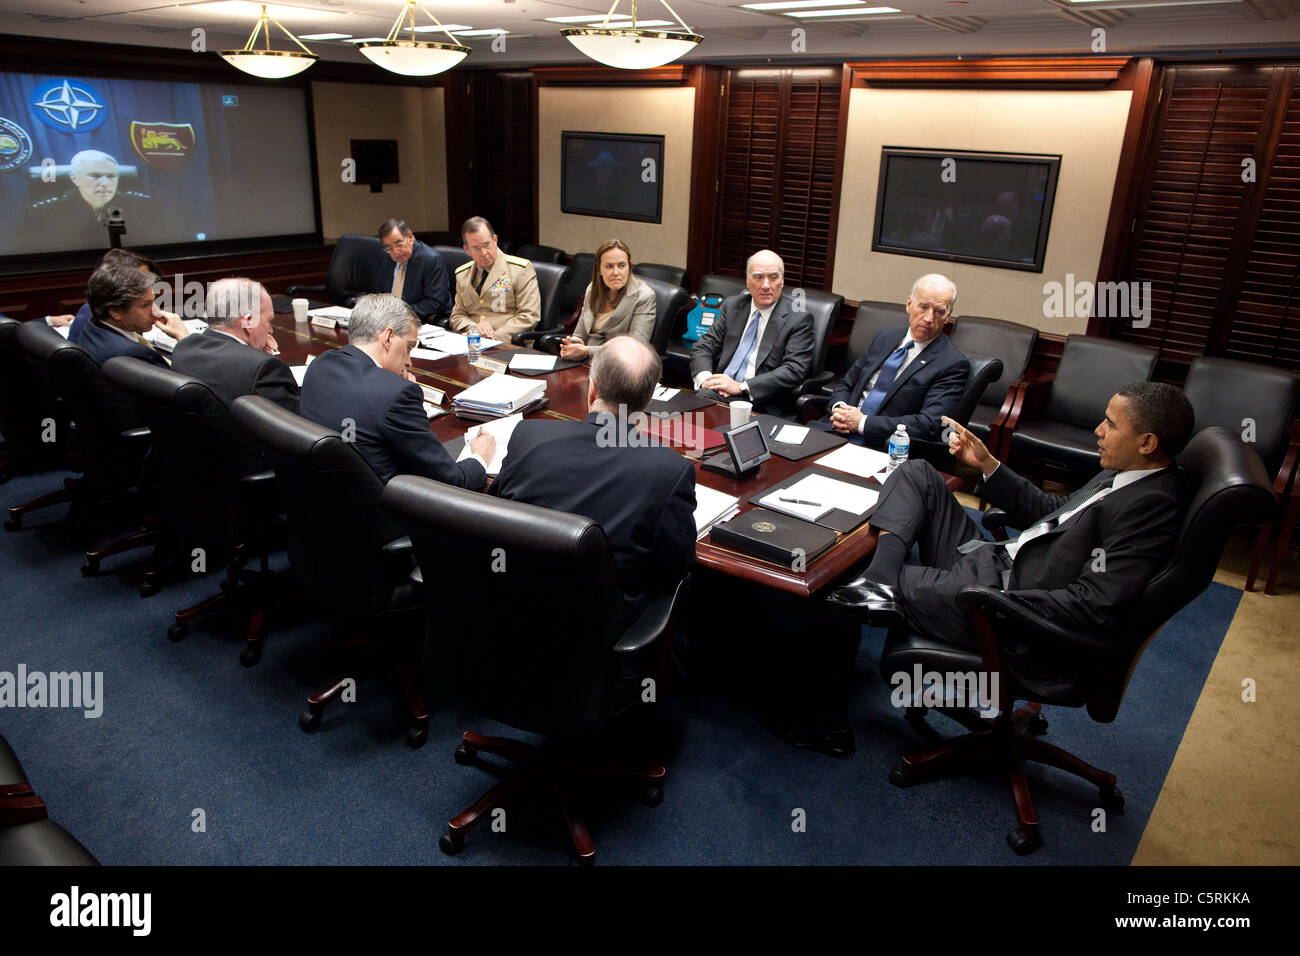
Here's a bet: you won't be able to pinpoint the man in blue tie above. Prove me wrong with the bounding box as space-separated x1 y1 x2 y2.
823 273 970 449
689 250 815 417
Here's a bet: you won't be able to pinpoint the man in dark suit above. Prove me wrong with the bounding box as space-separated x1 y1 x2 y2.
827 382 1194 661
79 262 190 370
377 218 452 323
823 273 969 448
300 293 493 487
492 335 696 621
171 277 299 413
690 249 814 416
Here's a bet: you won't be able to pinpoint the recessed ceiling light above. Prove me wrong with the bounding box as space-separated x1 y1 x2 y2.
299 33 352 41
343 37 390 44
742 0 866 9
412 24 472 33
784 7 902 17
449 28 509 36
544 14 634 23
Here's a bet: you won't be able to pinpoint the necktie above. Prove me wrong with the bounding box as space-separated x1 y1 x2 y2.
723 310 761 382
1003 472 1116 560
391 263 405 298
859 341 913 416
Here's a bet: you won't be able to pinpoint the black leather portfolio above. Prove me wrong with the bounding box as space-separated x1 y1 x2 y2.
709 508 839 567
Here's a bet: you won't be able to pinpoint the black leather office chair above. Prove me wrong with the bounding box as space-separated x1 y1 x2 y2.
433 244 470 273
286 234 382 308
556 252 595 327
524 275 690 360
1183 356 1300 594
0 316 71 482
999 335 1157 483
799 289 845 391
879 426 1275 854
230 395 429 746
949 316 1038 447
530 260 573 340
663 274 748 382
383 475 688 863
908 354 1005 468
513 242 565 264
634 262 688 289
102 357 281 663
793 298 907 401
696 274 746 300
1 733 99 865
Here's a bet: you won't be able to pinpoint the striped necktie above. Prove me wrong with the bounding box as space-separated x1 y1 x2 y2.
723 310 761 382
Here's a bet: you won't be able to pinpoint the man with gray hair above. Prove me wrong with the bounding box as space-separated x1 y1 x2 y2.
376 217 452 322
300 293 494 487
689 249 815 416
171 277 299 413
80 262 187 369
821 273 969 449
491 335 696 621
31 150 153 251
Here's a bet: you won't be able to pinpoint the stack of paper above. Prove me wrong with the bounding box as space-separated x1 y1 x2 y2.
144 318 208 352
815 443 892 481
693 485 741 537
453 372 545 416
508 353 557 372
758 474 878 523
455 412 523 476
417 327 501 356
308 305 352 326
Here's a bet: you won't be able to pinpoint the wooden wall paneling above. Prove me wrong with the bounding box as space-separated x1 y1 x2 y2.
444 75 476 236
687 65 724 287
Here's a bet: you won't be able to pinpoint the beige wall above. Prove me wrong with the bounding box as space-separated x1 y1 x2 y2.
312 82 447 241
833 88 1132 335
537 87 694 266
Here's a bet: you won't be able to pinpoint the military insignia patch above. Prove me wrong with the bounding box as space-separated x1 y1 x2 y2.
129 122 196 172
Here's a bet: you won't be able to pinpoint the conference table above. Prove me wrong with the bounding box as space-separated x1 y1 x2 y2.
269 314 958 598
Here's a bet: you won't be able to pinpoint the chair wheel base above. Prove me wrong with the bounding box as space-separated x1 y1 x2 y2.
167 622 187 642
1026 713 1049 735
139 580 160 598
239 646 261 668
1099 784 1125 814
1007 826 1042 855
80 561 99 577
405 725 428 749
4 517 20 531
439 831 464 856
888 764 913 788
453 743 473 765
641 785 664 808
299 710 321 733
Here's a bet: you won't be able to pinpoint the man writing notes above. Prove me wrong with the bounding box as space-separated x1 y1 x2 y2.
446 216 540 341
377 218 452 323
491 336 696 622
300 294 494 488
823 274 969 449
171 277 299 413
826 383 1192 684
689 250 815 416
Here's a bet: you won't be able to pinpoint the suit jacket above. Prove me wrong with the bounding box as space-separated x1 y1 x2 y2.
171 328 300 414
67 302 92 344
572 276 656 354
829 329 969 447
978 463 1185 635
490 411 696 621
299 344 486 489
382 240 452 322
689 292 814 415
78 318 170 370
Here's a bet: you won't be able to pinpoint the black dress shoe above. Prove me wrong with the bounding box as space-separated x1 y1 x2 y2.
784 716 855 759
823 575 903 628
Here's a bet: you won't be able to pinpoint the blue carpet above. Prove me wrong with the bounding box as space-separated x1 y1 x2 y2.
0 468 1241 864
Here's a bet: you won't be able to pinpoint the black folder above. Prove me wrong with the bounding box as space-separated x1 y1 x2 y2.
719 414 848 461
505 347 585 376
709 508 839 567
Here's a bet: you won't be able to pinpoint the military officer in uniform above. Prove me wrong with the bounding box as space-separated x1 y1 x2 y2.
29 150 151 252
446 216 540 341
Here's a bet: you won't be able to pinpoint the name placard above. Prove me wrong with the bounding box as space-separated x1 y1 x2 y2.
309 315 337 329
471 356 508 375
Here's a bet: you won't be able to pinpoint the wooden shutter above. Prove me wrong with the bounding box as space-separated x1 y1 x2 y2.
716 68 843 290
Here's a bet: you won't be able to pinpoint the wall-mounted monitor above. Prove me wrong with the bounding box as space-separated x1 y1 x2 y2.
351 138 399 188
872 148 1061 273
0 70 318 262
561 131 664 224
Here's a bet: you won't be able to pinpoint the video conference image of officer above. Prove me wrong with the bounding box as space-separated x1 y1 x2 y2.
27 149 152 251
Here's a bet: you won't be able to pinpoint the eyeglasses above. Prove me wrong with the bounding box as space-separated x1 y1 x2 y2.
382 237 412 253
465 241 495 255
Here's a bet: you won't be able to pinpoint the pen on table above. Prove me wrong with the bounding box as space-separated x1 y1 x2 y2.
769 424 779 439
778 496 820 506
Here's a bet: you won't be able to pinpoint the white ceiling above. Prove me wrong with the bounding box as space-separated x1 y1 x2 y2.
0 0 1297 69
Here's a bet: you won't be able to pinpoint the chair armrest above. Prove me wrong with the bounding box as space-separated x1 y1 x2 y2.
956 585 1114 655
285 284 326 299
980 508 1011 533
238 469 276 487
615 575 690 657
511 329 565 353
120 426 151 443
794 391 832 422
797 371 834 396
382 536 412 554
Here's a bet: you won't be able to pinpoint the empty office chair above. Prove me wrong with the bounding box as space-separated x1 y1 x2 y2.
0 316 72 482
800 289 846 391
230 396 428 745
286 234 382 308
696 273 746 300
1 733 99 865
530 260 573 341
103 357 280 662
879 427 1274 854
949 316 1038 446
513 242 565 264
383 475 688 863
998 335 1157 483
433 244 471 273
556 252 595 326
1183 356 1300 594
634 262 688 290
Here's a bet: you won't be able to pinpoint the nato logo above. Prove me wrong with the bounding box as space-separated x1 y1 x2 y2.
31 79 107 133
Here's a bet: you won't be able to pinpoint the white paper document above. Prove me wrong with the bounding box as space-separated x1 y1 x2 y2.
409 347 445 361
456 412 523 476
418 328 501 355
290 365 309 386
308 305 352 322
652 385 680 402
143 318 208 352
453 372 546 414
693 485 741 536
509 353 557 372
772 424 809 445
815 442 892 480
759 474 878 522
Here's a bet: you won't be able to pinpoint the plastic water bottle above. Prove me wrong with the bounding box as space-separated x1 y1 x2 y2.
887 424 910 474
467 327 481 362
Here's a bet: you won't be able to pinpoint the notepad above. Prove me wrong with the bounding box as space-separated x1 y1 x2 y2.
693 485 741 536
758 474 878 522
509 353 557 372
455 412 523 476
652 385 680 402
815 442 892 480
772 424 809 445
308 305 352 324
409 347 444 361
419 329 501 355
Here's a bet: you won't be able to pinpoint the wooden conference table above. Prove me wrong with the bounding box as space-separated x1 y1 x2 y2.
270 315 956 599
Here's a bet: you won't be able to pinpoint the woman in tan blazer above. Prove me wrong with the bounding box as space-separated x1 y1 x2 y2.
559 238 657 361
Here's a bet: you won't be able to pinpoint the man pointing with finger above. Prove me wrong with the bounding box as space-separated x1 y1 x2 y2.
825 383 1193 661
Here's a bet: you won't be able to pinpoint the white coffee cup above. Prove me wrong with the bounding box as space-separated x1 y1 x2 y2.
292 298 309 322
730 400 753 429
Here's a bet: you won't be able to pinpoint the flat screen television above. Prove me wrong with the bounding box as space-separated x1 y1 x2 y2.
0 70 318 262
561 131 664 224
351 138 399 185
872 148 1061 272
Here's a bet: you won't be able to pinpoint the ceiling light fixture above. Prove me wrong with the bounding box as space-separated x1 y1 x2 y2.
219 4 318 79
357 1 471 77
562 0 703 69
